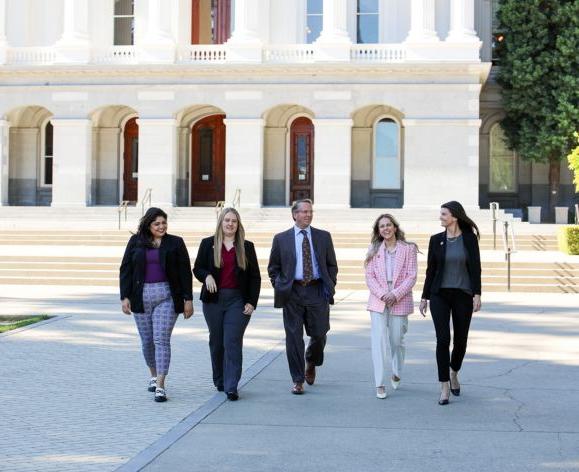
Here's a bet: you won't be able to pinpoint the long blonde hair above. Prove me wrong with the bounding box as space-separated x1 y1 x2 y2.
213 208 247 270
364 213 419 266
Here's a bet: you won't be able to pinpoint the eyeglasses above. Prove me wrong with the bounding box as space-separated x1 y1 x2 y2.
296 210 314 215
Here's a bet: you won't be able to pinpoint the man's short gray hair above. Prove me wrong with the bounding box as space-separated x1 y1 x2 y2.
291 198 313 214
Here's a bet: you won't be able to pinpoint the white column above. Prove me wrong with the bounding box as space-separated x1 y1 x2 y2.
314 0 351 62
312 119 352 208
447 0 478 42
51 119 92 207
226 0 262 62
0 0 7 65
137 118 177 207
0 120 9 205
402 118 481 209
55 0 91 63
140 0 176 63
224 118 264 208
405 0 439 42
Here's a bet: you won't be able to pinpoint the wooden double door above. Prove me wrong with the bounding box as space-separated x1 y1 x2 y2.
289 117 314 203
122 117 139 202
191 114 226 205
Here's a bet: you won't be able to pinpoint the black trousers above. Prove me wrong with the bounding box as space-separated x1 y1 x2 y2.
430 288 473 382
203 289 250 394
282 282 330 383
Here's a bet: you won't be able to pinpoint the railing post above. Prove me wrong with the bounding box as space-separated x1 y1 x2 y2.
501 219 516 292
490 202 499 250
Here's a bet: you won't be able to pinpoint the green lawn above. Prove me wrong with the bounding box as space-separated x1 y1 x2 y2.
0 315 51 333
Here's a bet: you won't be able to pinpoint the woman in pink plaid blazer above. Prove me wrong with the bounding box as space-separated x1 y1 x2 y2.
364 214 418 399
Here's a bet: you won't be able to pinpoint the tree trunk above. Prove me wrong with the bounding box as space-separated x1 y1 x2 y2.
548 154 561 221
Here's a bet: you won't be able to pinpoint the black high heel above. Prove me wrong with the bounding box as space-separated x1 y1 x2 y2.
439 382 450 405
450 372 461 396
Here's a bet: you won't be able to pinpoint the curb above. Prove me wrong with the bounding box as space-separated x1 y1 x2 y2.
115 341 285 472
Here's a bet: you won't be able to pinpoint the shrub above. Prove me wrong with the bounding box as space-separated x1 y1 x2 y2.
558 225 579 255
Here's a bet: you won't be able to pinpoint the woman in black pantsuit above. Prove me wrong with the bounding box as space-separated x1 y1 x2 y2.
419 201 481 405
193 208 261 401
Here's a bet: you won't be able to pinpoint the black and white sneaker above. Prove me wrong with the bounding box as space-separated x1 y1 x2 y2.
155 388 167 402
148 377 157 392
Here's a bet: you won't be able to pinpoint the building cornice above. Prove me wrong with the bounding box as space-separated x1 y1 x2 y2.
0 62 492 86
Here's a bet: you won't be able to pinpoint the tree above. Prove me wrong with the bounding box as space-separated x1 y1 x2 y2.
495 0 579 215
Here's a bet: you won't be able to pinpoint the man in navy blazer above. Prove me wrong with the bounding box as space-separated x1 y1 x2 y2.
268 199 338 394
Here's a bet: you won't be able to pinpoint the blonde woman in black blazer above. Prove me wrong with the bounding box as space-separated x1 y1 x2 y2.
193 208 261 401
419 201 481 405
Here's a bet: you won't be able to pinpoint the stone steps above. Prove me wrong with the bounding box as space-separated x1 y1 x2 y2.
0 256 577 293
0 231 559 251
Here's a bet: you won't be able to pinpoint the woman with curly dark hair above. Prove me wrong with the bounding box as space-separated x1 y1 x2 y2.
119 207 193 403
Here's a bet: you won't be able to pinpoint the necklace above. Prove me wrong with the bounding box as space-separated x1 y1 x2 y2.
447 235 461 243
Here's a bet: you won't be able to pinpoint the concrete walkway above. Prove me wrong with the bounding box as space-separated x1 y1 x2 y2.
2 287 578 471
0 286 284 472
142 291 579 472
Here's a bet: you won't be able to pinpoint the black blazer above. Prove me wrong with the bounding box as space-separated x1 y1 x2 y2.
421 230 481 300
119 234 193 314
193 236 261 308
267 226 338 308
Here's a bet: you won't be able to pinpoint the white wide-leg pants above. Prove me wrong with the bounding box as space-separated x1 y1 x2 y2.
370 310 408 388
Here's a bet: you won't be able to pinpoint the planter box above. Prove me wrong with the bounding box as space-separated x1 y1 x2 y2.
555 206 569 224
527 206 541 224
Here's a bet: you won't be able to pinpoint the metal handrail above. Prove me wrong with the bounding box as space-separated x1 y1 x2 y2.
215 200 224 219
117 200 130 230
501 219 517 291
490 202 499 250
232 188 241 208
140 188 152 216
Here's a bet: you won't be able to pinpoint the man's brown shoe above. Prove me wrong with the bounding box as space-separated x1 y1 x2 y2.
291 382 304 394
305 362 316 385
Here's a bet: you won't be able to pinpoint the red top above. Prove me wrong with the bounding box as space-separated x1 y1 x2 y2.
219 244 239 289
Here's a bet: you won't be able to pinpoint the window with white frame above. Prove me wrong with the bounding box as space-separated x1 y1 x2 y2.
357 0 379 44
42 121 53 186
306 0 323 43
114 0 135 46
373 118 400 189
489 123 517 193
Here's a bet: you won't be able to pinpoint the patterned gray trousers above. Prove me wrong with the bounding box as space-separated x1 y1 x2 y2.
133 282 178 376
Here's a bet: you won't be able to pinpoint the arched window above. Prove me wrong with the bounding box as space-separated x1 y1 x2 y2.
306 0 323 43
41 121 53 186
373 118 400 189
489 123 517 193
357 0 379 44
114 0 135 46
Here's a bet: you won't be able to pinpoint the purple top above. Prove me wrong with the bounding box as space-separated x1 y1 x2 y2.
144 248 167 283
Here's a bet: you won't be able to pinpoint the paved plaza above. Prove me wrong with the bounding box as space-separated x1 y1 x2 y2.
1 285 578 472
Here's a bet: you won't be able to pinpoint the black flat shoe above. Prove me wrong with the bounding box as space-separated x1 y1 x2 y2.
227 392 239 401
438 398 449 405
